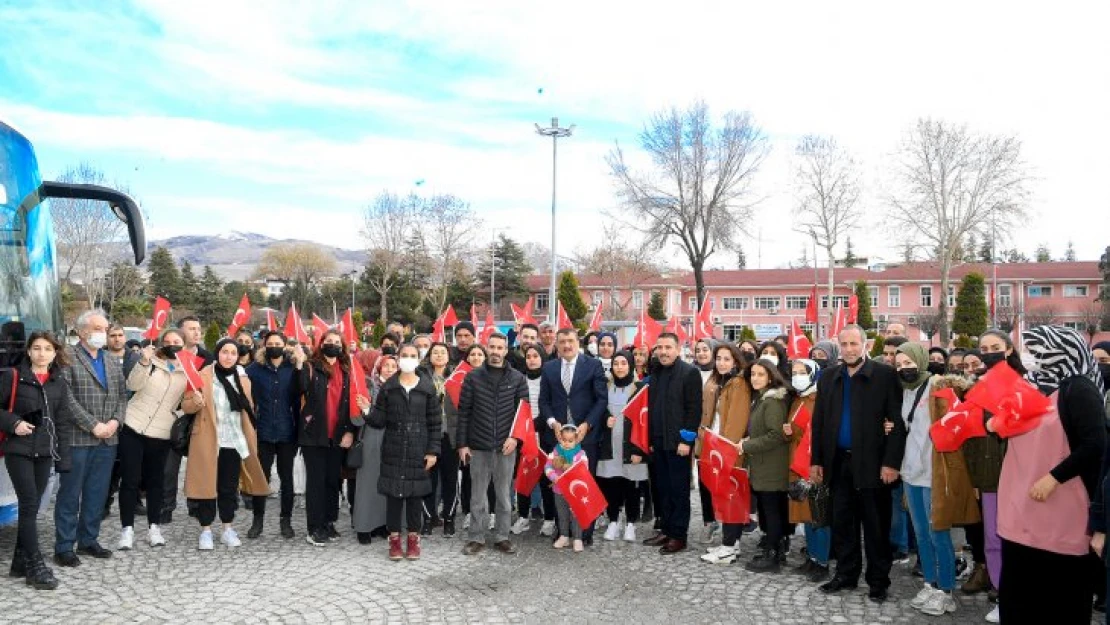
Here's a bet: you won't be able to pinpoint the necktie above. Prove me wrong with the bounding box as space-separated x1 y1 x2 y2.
562 360 573 394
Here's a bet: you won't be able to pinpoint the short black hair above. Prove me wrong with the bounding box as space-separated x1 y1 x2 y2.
381 332 401 346
519 323 539 335
176 315 200 328
488 332 508 344
261 330 287 345
884 336 908 348
657 332 680 344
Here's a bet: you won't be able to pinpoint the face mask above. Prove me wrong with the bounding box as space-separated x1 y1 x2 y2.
160 345 182 359
762 355 780 367
812 358 829 370
398 357 419 373
237 344 251 357
381 345 397 356
321 344 343 358
418 348 429 361
791 374 811 392
898 367 920 383
1099 363 1110 388
926 362 947 376
587 343 598 356
265 346 285 360
741 351 756 363
87 331 107 350
980 351 1006 370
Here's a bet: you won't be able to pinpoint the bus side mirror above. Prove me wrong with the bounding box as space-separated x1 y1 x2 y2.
37 181 147 264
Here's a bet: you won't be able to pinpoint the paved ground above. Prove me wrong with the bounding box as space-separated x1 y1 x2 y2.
0 484 1015 625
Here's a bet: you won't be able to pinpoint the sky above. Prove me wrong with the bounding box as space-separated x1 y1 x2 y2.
1 0 1107 272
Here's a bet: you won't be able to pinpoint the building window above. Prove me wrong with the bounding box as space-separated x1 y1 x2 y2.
1063 285 1088 298
721 297 748 310
801 322 816 335
1028 285 1053 298
689 297 697 312
1062 321 1082 331
709 296 716 311
592 291 603 306
868 286 879 309
722 325 743 342
997 284 1012 308
673 292 681 310
632 290 644 309
947 286 956 308
920 286 933 308
784 295 809 310
888 286 901 308
535 292 549 311
610 290 620 307
820 295 850 309
754 296 781 310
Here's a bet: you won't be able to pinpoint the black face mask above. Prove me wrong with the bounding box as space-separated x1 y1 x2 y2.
265 346 285 360
237 344 252 357
980 351 1006 370
812 358 829 370
926 362 947 376
160 345 183 359
321 344 343 358
1099 363 1110 388
898 367 920 383
381 345 397 356
741 351 756 363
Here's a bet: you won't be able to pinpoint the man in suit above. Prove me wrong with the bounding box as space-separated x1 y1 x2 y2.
810 324 906 603
538 327 607 543
53 309 128 567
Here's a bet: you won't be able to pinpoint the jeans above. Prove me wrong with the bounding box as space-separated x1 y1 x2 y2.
194 448 242 527
467 449 516 543
252 441 298 519
386 496 423 534
890 481 909 554
301 445 342 534
118 426 171 528
6 455 52 558
805 523 831 565
554 493 581 539
54 443 116 553
650 447 691 541
905 484 956 591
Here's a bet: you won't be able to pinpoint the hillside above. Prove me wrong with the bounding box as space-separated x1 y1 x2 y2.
144 231 365 281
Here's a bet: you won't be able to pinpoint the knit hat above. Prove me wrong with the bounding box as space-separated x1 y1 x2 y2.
455 321 476 336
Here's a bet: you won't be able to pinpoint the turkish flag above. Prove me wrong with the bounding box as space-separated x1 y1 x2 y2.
514 443 546 496
693 295 715 340
431 314 446 343
349 355 369 417
511 297 537 326
790 425 812 479
510 400 539 456
787 318 813 360
965 363 1053 438
622 385 651 455
470 303 480 332
929 387 987 452
791 402 813 432
443 361 472 408
698 429 740 496
177 351 205 392
311 314 331 347
829 304 846 341
711 467 751 524
266 309 278 333
339 309 357 346
440 305 459 328
552 460 608 528
226 293 252 337
663 316 689 346
589 300 604 332
804 286 818 325
144 296 171 340
847 294 859 324
479 308 497 345
556 302 574 331
283 303 309 344
633 310 663 350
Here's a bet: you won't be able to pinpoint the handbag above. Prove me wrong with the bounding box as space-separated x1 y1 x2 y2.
808 481 831 528
0 369 17 454
170 412 196 456
344 425 365 470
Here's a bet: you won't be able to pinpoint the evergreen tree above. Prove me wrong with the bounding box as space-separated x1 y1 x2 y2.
224 281 266 307
1035 243 1051 263
869 334 886 358
1001 248 1030 263
352 310 366 341
195 266 229 325
179 260 198 309
146 246 181 302
1064 240 1077 262
203 320 222 352
978 235 994 263
474 234 533 303
647 291 668 321
952 272 988 339
854 280 874 329
739 326 757 341
737 245 747 270
963 232 978 263
370 320 386 347
842 237 860 268
557 271 588 322
900 241 915 264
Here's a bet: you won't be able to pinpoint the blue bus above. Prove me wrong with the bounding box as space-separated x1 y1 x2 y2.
0 118 146 365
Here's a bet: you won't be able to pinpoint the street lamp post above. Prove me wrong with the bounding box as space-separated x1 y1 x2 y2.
489 227 506 320
535 117 574 325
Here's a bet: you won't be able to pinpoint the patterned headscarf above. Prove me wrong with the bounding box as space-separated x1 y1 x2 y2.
1021 325 1103 394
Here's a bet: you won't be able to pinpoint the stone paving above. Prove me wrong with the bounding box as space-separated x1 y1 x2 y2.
0 484 1022 625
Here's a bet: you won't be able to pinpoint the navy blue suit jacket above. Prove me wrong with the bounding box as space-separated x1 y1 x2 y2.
537 354 608 450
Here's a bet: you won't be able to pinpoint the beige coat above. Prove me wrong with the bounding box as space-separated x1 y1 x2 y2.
182 368 269 500
124 357 188 440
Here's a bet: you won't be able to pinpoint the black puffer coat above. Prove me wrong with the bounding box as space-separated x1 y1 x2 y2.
368 374 442 498
296 361 354 447
0 364 73 471
456 364 529 451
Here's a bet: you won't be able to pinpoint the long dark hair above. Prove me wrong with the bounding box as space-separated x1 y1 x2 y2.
709 343 745 387
26 331 70 369
309 329 350 375
423 341 453 375
757 340 791 381
744 358 787 391
979 329 1027 375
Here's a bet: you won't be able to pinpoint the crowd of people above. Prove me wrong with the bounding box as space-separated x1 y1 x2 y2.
2 309 1109 624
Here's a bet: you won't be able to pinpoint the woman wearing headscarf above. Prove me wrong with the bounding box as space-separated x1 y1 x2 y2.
693 339 716 386
1092 341 1110 417
784 358 829 581
809 341 839 372
999 326 1105 625
596 332 619 377
597 351 650 543
352 353 396 544
511 345 552 536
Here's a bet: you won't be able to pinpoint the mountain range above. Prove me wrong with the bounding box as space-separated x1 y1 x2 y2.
146 231 366 281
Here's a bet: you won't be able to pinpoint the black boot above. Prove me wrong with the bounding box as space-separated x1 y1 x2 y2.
24 552 58 590
744 547 781 573
247 514 264 540
779 537 790 564
9 546 25 578
280 517 295 539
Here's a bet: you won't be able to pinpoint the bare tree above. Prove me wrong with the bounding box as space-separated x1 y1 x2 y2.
1025 305 1060 329
995 304 1018 333
418 195 481 312
573 225 661 320
253 242 338 304
607 100 768 308
914 307 946 341
887 119 1029 342
793 135 862 329
361 192 418 322
1076 301 1104 343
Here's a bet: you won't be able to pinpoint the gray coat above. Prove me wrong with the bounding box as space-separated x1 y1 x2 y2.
61 345 127 447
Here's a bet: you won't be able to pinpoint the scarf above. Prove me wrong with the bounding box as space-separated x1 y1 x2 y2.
610 352 636 388
793 358 819 396
526 368 543 380
1022 325 1103 394
557 444 582 464
212 363 253 418
895 343 932 390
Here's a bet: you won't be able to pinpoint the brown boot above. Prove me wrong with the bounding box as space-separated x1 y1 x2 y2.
961 563 990 594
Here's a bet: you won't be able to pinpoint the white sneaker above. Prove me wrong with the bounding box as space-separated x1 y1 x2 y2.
488 514 496 530
118 526 134 551
221 528 241 548
920 590 957 616
623 523 636 542
699 521 720 544
198 530 214 551
911 585 937 610
510 517 531 535
552 536 570 549
700 544 739 564
147 524 165 547
462 513 472 530
984 605 1000 623
604 522 621 541
539 520 555 537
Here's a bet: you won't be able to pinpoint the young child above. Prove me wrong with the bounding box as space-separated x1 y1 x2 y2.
546 425 588 553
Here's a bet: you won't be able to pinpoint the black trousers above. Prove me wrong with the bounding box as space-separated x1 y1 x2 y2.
598 476 641 523
119 426 171 528
386 496 423 534
1000 538 1094 625
302 445 342 534
193 448 241 526
6 454 51 557
425 434 459 521
698 478 716 525
754 490 789 549
722 522 744 547
650 448 691 541
829 451 893 589
252 441 297 519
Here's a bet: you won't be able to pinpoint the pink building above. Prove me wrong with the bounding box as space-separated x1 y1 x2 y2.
526 261 1107 344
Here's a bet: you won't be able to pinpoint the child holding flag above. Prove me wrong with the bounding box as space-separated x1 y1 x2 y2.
547 425 588 553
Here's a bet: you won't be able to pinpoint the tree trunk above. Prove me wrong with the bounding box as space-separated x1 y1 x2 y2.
694 261 706 319
938 258 952 346
826 245 836 339
378 290 389 325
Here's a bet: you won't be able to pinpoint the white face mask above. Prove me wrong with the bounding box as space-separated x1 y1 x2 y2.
87 331 107 350
418 348 429 361
587 343 598 356
762 354 780 367
791 374 811 392
398 357 419 373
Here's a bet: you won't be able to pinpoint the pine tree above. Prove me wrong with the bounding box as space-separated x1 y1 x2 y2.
474 234 533 302
370 321 386 347
739 326 757 341
179 261 198 309
1035 243 1051 263
647 291 668 321
1064 240 1077 262
978 235 994 263
737 245 747 270
952 272 988 339
557 271 588 322
203 320 222 353
146 246 181 302
964 232 979 263
842 237 860 268
195 266 229 324
854 280 874 329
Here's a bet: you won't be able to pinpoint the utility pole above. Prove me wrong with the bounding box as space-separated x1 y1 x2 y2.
535 117 575 324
